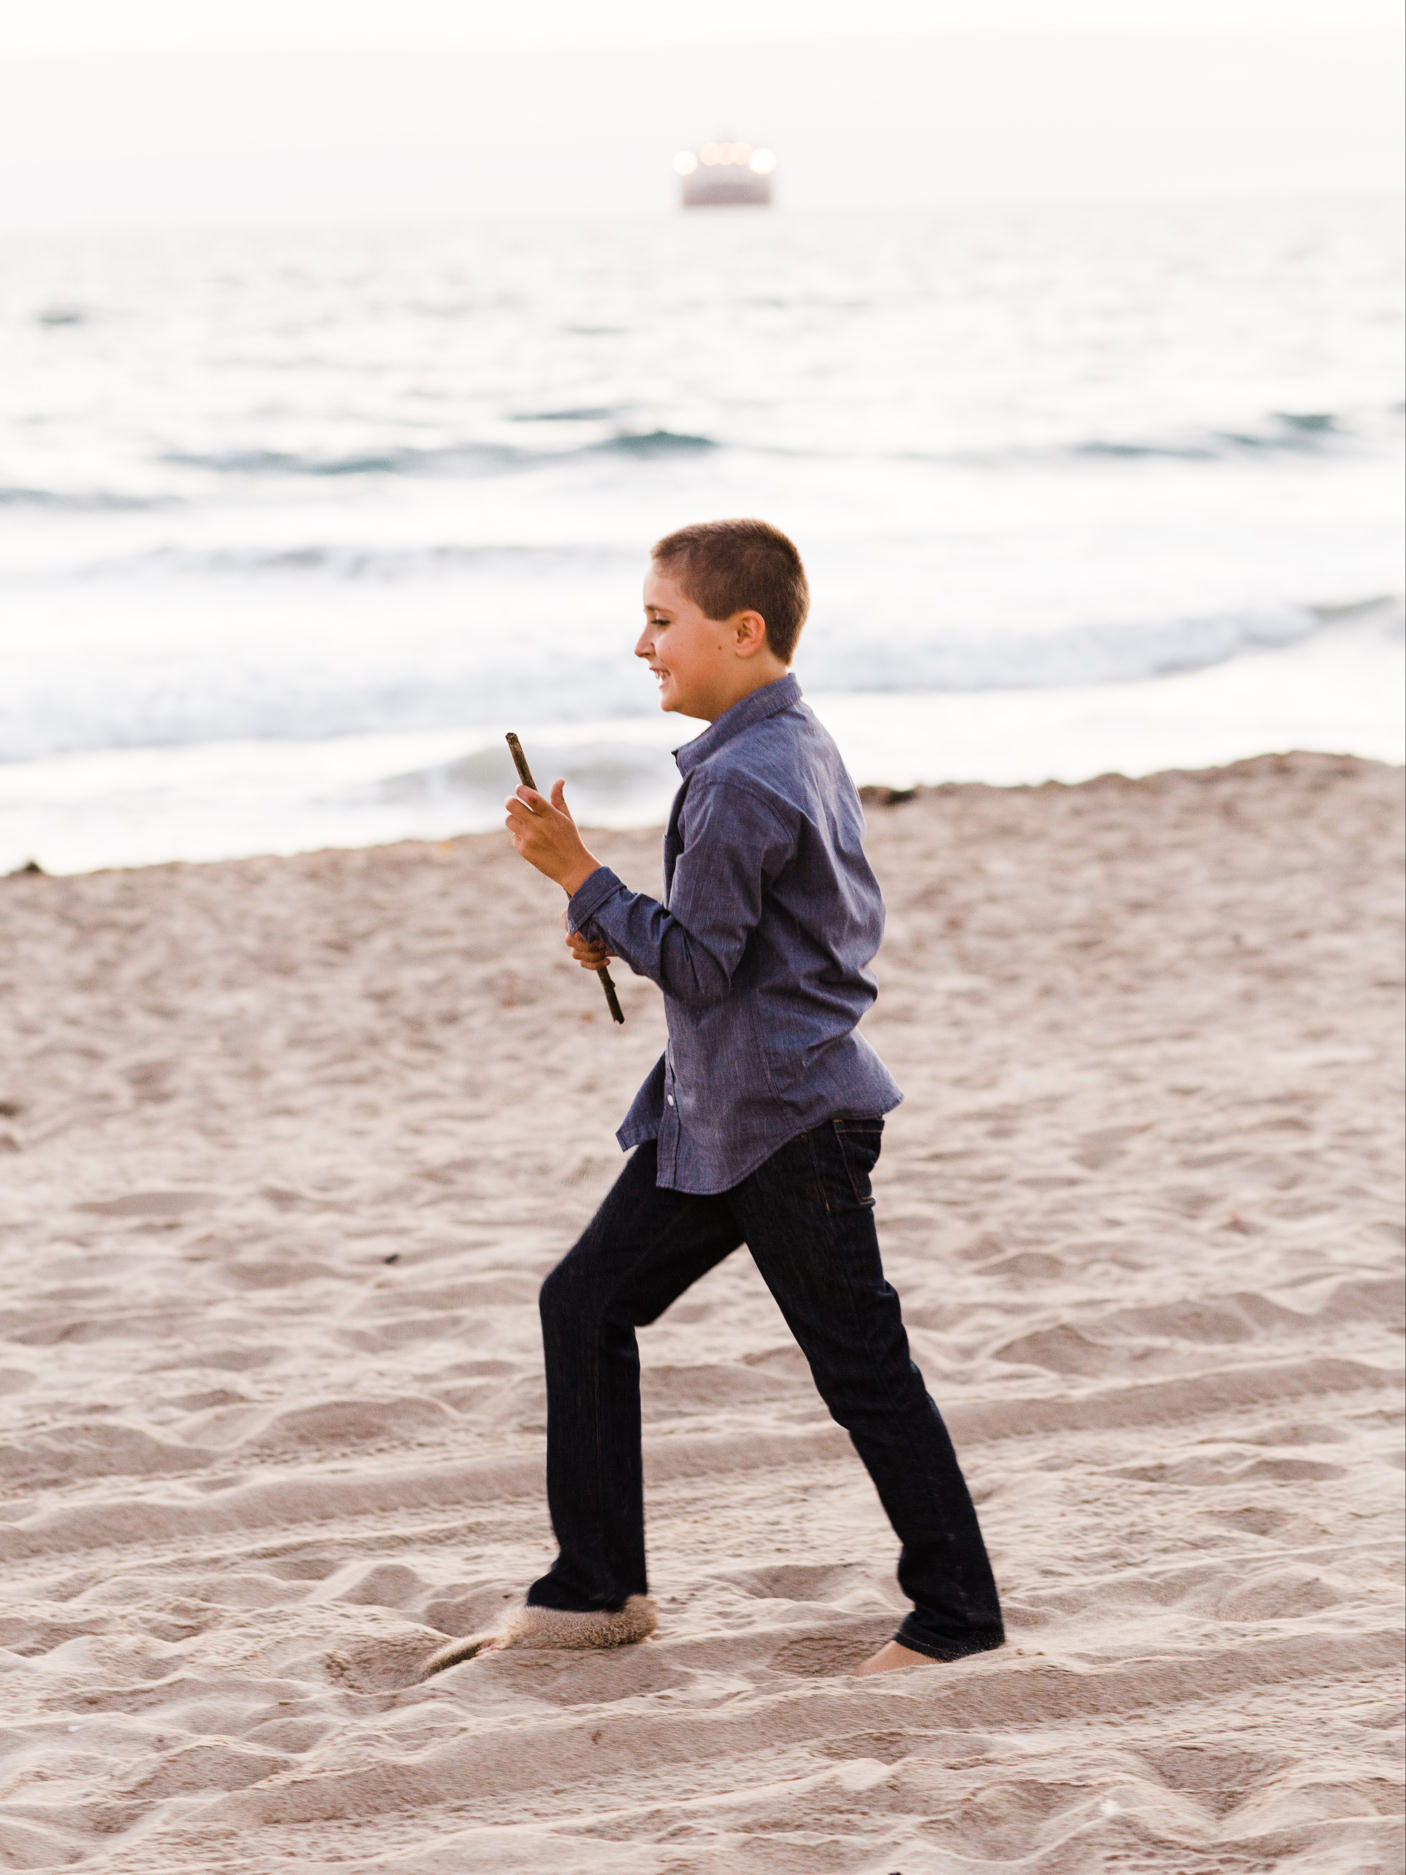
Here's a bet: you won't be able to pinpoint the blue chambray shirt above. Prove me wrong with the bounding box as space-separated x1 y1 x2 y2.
567 673 902 1194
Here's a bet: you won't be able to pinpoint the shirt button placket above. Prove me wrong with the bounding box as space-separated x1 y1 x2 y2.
664 1059 679 1181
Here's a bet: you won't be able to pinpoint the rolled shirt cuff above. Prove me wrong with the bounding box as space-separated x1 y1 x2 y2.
565 865 623 936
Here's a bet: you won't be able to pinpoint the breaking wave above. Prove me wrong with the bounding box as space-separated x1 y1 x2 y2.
1067 410 1362 461
802 601 1394 694
6 405 1392 514
90 542 638 581
160 429 717 480
159 407 1394 479
2 599 1395 765
0 486 172 512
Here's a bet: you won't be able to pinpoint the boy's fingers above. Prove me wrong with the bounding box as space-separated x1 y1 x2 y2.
518 782 572 816
506 791 558 834
564 931 611 966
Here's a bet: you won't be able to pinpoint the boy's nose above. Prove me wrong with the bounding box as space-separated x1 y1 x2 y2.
633 629 654 658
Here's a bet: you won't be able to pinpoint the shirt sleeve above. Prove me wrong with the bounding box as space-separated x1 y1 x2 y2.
566 778 794 1008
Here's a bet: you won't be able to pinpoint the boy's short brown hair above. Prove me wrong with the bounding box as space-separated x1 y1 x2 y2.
651 518 809 664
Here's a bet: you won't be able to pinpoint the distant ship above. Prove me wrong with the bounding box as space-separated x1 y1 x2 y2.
673 141 776 208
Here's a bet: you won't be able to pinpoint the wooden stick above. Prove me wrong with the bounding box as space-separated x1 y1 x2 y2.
506 733 625 1025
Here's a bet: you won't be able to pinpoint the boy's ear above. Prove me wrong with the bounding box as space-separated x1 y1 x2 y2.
732 610 769 658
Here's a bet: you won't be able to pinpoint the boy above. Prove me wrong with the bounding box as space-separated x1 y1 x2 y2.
489 519 1003 1676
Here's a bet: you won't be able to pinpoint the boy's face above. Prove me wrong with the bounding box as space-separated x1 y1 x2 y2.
637 562 765 721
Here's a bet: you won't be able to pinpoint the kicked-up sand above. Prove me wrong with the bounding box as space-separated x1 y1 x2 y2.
0 750 1401 1874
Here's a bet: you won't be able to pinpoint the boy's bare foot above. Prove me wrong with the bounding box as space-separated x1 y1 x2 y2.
852 1639 932 1676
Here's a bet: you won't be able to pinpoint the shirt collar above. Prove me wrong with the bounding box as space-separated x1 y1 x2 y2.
673 673 802 776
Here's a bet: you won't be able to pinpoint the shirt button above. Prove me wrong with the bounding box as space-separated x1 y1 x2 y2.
666 1095 675 1106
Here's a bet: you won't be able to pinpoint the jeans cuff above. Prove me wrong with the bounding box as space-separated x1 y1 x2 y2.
895 1618 1005 1663
526 1570 633 1614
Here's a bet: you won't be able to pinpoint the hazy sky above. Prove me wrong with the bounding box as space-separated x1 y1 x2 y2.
0 8 1399 227
4 0 1404 54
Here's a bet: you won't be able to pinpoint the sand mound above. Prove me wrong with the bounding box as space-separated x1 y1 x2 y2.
0 752 1400 1871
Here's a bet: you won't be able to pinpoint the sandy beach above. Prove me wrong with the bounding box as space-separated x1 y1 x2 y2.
0 749 1401 1874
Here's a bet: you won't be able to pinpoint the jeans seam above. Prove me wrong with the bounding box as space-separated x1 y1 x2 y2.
831 1119 878 1207
804 1132 973 1637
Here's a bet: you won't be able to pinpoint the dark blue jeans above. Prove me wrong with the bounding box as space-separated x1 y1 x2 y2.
527 1119 1004 1662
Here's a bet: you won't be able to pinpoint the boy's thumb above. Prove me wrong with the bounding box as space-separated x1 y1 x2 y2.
550 778 572 817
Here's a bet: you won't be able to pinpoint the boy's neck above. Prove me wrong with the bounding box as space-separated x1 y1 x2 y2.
695 662 791 724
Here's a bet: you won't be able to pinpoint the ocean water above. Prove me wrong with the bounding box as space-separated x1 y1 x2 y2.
1 196 1402 873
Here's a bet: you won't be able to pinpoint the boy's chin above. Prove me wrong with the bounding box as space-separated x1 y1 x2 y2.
654 679 708 719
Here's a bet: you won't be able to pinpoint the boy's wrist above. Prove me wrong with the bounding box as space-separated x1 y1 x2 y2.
560 856 602 898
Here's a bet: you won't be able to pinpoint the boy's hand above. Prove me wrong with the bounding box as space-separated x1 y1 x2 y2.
504 779 601 896
561 910 615 972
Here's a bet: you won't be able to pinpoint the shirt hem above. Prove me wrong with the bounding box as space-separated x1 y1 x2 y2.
642 1087 904 1197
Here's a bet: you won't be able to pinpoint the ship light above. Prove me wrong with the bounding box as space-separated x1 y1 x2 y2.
673 150 698 174
748 147 776 174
